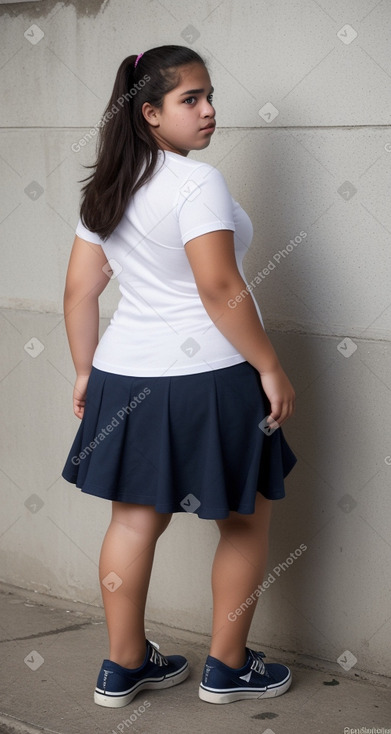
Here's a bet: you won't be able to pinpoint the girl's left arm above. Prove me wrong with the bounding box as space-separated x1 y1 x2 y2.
63 235 111 418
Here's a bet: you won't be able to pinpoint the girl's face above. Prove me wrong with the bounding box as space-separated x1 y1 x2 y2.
143 63 216 157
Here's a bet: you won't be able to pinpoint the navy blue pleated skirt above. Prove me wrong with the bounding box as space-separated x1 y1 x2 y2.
61 361 297 519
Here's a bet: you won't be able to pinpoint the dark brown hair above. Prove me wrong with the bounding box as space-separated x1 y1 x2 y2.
79 45 207 240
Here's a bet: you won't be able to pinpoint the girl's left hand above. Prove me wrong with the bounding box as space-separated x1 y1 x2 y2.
73 374 90 419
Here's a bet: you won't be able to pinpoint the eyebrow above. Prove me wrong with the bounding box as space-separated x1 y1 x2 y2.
179 87 214 96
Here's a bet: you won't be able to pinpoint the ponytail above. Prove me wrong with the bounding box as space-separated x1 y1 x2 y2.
79 45 206 240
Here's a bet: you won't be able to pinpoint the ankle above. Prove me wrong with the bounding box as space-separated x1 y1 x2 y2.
209 650 247 669
110 654 146 669
109 643 147 670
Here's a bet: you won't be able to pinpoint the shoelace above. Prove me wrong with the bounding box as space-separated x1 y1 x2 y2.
248 649 267 676
149 641 168 667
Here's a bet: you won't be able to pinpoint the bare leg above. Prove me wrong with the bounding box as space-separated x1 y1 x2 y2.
99 501 172 669
209 493 272 668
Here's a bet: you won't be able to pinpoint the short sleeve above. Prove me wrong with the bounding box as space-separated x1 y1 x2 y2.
176 165 235 247
75 217 105 246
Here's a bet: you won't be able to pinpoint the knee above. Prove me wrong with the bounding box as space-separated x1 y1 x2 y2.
111 503 172 541
216 504 272 538
215 514 251 536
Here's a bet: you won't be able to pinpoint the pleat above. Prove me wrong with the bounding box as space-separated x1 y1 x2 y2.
62 363 297 519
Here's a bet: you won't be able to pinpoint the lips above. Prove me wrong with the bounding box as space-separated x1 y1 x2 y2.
201 123 216 131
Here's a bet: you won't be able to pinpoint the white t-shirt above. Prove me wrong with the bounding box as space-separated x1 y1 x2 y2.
75 149 264 377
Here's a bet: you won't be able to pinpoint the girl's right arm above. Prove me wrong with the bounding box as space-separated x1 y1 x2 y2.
185 229 296 428
63 236 111 419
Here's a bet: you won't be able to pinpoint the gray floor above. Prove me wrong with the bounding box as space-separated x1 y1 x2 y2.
0 583 390 734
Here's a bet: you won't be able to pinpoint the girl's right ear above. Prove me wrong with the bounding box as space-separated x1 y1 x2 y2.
141 102 160 128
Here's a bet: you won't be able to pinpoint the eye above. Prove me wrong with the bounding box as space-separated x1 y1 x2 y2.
183 93 214 105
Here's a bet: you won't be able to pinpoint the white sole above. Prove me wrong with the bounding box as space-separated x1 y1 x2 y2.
198 671 292 704
94 663 189 708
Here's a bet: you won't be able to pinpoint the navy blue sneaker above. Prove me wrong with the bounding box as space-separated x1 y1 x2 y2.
94 639 189 708
199 648 291 704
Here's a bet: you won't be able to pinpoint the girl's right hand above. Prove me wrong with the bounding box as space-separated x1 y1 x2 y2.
259 365 296 429
73 374 90 420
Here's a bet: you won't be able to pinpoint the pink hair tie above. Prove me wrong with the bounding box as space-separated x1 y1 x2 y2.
134 53 144 68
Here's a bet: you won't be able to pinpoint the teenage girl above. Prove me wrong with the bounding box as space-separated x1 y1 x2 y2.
62 44 297 707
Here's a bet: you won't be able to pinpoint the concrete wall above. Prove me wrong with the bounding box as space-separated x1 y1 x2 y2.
1 0 390 678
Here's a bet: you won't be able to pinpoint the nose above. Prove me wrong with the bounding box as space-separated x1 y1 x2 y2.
202 99 215 117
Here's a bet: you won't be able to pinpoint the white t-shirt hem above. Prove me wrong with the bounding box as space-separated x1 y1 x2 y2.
75 220 104 245
92 353 247 377
182 220 235 246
